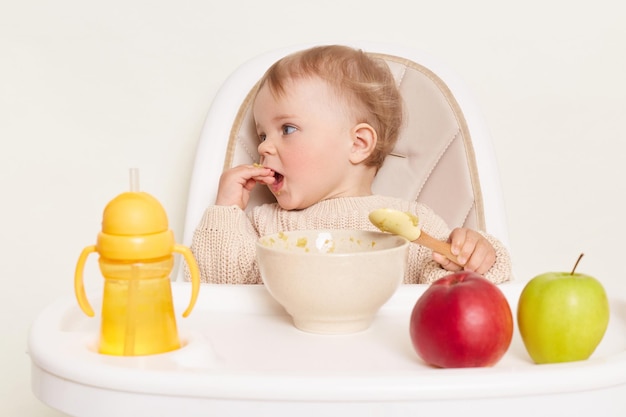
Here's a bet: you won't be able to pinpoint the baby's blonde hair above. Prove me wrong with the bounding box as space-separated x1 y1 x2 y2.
256 45 403 169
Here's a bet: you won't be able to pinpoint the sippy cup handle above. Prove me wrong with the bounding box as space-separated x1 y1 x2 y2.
74 245 97 317
174 244 200 317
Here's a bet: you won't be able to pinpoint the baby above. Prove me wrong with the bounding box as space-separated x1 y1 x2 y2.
190 45 512 284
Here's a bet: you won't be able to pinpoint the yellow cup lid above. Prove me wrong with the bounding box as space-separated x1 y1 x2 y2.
97 191 173 260
102 191 168 235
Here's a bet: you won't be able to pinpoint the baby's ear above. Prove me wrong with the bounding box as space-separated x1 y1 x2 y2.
349 123 377 164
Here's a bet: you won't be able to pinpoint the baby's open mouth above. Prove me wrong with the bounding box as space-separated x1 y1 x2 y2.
271 170 284 194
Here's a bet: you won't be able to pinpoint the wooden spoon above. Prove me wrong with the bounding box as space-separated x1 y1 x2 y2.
368 208 458 264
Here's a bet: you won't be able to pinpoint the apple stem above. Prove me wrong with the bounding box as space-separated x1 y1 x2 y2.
571 253 584 275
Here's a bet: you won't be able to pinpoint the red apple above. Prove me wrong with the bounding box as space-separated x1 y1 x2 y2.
410 272 513 368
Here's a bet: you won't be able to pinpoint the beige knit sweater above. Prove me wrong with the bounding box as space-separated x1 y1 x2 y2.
189 195 512 285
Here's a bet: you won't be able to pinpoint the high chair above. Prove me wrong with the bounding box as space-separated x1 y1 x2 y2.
31 43 626 417
178 41 510 278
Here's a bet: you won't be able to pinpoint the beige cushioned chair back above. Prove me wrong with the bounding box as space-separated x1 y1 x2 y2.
223 52 485 231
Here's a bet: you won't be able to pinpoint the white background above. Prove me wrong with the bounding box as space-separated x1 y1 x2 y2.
2 1 625 415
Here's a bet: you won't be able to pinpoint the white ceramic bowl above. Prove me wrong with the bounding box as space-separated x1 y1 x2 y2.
256 229 409 334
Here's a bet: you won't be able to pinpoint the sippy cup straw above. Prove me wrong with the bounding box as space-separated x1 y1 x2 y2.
125 168 140 355
129 167 140 192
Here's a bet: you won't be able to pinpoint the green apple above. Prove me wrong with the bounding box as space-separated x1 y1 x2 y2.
517 254 610 364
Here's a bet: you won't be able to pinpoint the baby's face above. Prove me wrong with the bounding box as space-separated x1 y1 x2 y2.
253 77 364 210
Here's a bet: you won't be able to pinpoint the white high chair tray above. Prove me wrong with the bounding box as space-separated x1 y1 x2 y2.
30 281 626 417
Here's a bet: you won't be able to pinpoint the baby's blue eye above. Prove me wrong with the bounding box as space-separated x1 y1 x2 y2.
282 125 297 135
258 133 266 142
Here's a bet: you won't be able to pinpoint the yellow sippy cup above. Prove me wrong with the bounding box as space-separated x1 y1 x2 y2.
74 169 200 356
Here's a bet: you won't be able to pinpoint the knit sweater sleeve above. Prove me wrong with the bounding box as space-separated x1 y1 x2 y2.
189 205 261 284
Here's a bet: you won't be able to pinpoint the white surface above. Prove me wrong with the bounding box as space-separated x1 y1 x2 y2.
29 281 626 416
4 2 626 415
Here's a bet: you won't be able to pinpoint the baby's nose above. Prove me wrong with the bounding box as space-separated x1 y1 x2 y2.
257 137 275 156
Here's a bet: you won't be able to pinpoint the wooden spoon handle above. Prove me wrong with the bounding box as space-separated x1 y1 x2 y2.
415 231 459 264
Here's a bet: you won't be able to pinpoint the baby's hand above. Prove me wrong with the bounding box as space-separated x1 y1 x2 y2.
432 228 496 275
215 164 275 209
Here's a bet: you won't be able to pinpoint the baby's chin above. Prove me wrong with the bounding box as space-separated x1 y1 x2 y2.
273 196 312 211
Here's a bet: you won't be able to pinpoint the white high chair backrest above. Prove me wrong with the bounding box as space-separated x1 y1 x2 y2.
177 42 509 280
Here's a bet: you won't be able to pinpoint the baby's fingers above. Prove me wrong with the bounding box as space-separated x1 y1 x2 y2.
216 165 274 208
463 242 496 274
433 251 463 272
252 171 275 185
